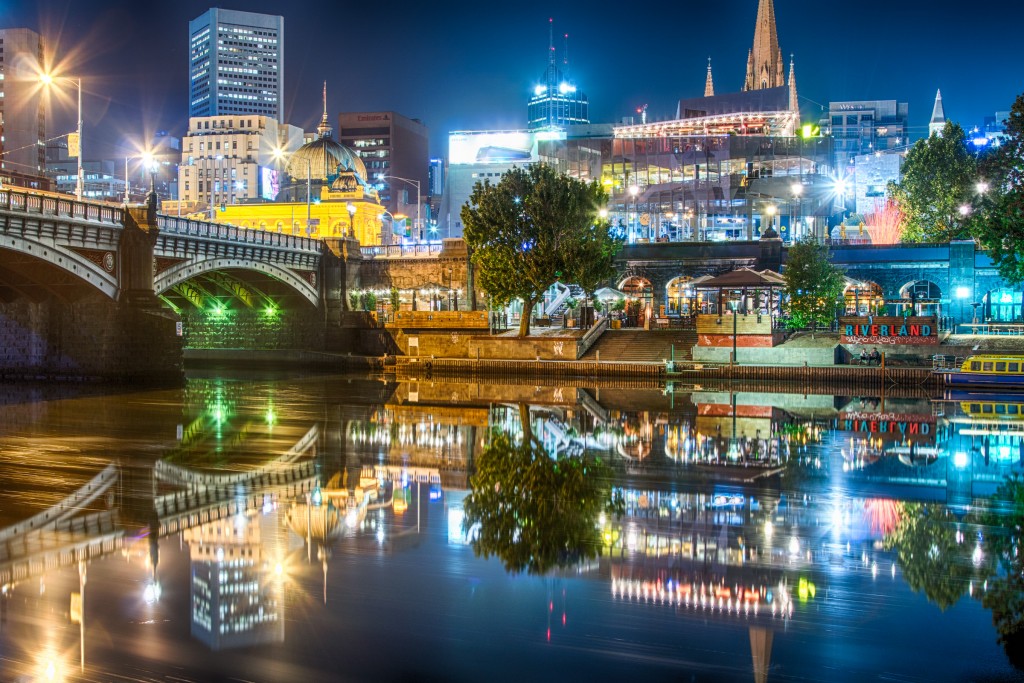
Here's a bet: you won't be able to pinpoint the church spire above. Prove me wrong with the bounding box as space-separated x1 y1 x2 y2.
316 81 333 139
929 89 946 137
704 57 715 97
788 55 798 116
743 0 785 91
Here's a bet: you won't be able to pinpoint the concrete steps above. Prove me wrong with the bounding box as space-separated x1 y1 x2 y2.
581 330 696 363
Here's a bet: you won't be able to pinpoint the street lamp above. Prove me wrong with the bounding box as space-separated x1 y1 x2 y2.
628 185 640 242
346 202 357 239
273 147 312 236
764 204 777 235
41 73 83 201
376 174 421 241
791 182 803 239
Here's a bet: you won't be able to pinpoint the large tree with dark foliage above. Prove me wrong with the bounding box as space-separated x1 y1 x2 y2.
461 164 621 336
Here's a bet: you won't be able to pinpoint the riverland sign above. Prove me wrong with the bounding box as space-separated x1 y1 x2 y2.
840 316 938 346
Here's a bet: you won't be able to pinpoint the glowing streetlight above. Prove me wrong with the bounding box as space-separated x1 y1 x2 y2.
346 202 357 239
376 174 421 241
958 204 971 217
976 181 989 195
41 73 83 201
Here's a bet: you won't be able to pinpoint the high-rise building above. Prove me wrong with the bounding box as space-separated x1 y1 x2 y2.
527 19 589 131
337 111 428 239
178 115 303 210
189 9 283 120
821 100 909 169
0 28 47 182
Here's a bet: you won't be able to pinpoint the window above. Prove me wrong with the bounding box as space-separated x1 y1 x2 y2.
983 362 994 372
996 404 1007 414
982 404 993 414
970 403 981 413
971 362 981 371
846 115 857 125
996 362 1007 372
1010 405 1020 415
1009 363 1019 373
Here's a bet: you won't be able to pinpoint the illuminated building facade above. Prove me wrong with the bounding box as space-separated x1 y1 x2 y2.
189 9 284 120
0 28 47 182
185 514 284 650
338 111 429 238
178 115 303 209
527 19 588 131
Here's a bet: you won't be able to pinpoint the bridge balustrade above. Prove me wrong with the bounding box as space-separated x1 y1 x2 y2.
1 187 124 225
157 215 322 253
364 243 443 258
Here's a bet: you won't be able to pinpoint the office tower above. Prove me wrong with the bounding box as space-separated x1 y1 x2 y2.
0 28 46 181
189 9 283 120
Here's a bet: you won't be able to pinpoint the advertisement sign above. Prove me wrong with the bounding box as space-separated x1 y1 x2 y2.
259 167 280 201
840 316 938 345
449 131 539 165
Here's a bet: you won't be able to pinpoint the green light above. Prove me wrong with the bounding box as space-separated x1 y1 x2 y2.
265 408 276 425
264 305 277 317
800 124 820 139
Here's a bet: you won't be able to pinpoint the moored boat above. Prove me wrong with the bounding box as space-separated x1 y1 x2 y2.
940 355 1024 389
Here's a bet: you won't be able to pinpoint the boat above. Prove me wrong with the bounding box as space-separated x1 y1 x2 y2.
940 355 1024 389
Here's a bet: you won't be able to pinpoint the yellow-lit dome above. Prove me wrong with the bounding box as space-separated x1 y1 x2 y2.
287 136 366 182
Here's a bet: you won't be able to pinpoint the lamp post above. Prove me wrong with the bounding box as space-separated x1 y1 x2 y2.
628 185 639 242
376 174 421 242
41 74 83 201
791 182 803 240
273 148 312 235
731 298 739 365
346 202 357 239
764 204 777 236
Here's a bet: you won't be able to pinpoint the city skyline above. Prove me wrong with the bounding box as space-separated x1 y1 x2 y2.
2 0 1021 158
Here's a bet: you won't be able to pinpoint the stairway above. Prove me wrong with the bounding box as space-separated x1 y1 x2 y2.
581 329 697 363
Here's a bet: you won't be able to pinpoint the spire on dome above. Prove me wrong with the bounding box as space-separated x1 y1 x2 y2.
929 89 946 137
743 0 785 91
317 81 333 139
704 57 715 97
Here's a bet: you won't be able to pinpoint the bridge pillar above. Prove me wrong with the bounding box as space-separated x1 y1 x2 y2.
118 205 183 383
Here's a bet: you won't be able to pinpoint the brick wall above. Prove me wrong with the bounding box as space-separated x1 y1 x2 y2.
181 308 325 351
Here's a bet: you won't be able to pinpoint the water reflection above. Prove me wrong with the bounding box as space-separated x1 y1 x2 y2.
0 376 1022 681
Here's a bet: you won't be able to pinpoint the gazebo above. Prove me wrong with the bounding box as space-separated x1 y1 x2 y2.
694 267 786 320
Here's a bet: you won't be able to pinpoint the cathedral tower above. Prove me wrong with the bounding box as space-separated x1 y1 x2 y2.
743 0 785 91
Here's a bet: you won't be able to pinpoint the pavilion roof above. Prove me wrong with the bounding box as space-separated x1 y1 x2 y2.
696 267 786 289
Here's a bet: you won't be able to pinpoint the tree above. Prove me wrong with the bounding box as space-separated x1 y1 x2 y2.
462 432 621 575
888 121 978 242
783 237 845 333
974 94 1024 284
461 164 622 337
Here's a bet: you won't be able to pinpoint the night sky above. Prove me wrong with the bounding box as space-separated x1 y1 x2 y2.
4 0 1022 158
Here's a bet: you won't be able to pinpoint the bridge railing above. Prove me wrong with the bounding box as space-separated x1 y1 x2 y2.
0 187 125 225
156 214 323 253
363 243 443 259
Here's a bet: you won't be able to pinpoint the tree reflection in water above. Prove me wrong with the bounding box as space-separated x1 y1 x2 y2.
462 432 622 575
885 477 1024 669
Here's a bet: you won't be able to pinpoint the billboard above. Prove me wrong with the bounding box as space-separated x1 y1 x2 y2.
259 167 280 201
449 131 539 165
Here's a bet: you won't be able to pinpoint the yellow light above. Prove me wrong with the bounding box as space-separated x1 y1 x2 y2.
40 73 54 85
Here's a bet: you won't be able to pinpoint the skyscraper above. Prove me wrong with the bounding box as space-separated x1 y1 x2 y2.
527 19 588 131
188 9 284 120
0 28 47 181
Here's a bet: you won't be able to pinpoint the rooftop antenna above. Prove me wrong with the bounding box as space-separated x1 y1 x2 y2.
563 33 569 68
548 17 555 67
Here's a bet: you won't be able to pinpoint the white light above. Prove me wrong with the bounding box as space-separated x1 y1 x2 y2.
956 286 971 299
976 181 989 194
953 451 968 469
788 537 800 555
958 204 971 217
764 521 774 539
559 82 569 94
534 84 546 97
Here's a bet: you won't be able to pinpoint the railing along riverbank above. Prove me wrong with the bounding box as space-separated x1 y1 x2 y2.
395 356 941 388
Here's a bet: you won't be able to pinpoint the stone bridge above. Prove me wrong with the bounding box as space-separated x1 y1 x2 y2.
0 188 347 379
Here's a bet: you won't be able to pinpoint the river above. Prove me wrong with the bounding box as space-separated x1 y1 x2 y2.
0 371 1022 682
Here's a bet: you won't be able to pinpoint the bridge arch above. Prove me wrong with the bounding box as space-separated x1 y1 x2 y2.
0 233 119 300
155 258 319 308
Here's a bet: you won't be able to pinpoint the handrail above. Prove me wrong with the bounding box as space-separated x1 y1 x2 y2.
576 316 609 357
155 214 323 253
363 243 443 259
0 187 125 226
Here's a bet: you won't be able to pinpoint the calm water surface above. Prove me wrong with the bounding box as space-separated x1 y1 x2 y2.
1 372 1022 682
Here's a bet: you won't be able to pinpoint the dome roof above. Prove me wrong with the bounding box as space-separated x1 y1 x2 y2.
287 136 366 182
